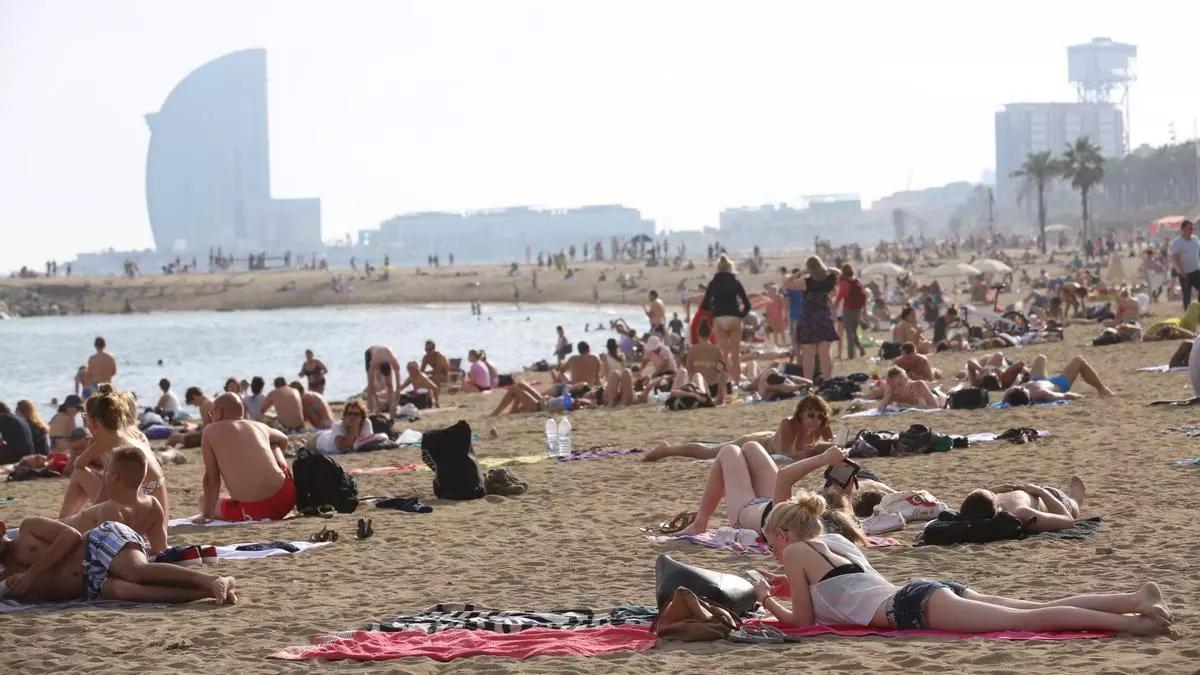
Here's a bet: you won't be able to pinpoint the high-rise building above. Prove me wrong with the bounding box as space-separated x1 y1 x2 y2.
995 102 1125 206
145 49 320 254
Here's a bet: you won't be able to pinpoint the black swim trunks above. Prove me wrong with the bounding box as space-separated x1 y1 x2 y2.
885 579 968 630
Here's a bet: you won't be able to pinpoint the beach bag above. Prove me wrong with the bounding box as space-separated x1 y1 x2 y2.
293 450 359 514
654 554 757 616
420 420 484 500
946 387 989 410
369 414 398 440
652 587 740 642
918 510 1024 546
851 430 898 458
879 341 903 360
817 377 860 402
895 424 933 455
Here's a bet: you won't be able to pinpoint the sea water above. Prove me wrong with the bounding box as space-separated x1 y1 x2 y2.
0 303 636 416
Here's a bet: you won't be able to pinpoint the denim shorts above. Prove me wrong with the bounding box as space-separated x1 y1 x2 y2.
885 579 968 630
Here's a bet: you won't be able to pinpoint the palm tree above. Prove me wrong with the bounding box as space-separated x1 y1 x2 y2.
1060 137 1107 247
1010 151 1061 253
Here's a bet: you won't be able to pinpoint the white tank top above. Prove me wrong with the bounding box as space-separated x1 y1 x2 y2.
807 534 897 626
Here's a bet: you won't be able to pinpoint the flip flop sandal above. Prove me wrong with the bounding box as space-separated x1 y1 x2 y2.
309 526 338 543
641 511 698 535
355 518 374 539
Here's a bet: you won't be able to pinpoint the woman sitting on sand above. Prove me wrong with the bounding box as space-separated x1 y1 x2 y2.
750 490 1173 635
675 444 866 543
642 393 833 462
58 385 170 536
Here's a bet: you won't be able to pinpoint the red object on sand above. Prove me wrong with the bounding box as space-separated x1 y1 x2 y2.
269 626 658 662
689 309 717 345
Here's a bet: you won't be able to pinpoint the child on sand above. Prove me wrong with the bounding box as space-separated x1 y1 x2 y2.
62 446 167 554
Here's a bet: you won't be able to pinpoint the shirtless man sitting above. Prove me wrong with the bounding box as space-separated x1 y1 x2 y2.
420 340 451 385
185 387 213 422
400 362 441 408
1000 353 1115 405
365 345 402 415
258 377 306 432
894 342 941 381
0 516 235 605
61 446 167 554
85 336 117 394
877 366 946 411
199 394 296 522
556 342 603 396
965 352 1027 391
289 381 333 429
959 477 1086 533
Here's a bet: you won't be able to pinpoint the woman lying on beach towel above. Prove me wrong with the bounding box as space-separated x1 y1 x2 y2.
673 443 867 545
642 394 834 461
750 490 1173 635
312 400 388 455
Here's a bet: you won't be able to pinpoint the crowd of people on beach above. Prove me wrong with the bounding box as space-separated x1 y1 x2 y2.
5 224 1198 639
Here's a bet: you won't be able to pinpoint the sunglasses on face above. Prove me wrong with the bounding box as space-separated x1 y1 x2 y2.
803 411 826 420
344 412 362 418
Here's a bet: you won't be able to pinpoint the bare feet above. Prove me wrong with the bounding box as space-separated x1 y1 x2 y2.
1135 582 1172 624
1125 614 1173 637
1098 388 1116 397
211 576 238 605
1067 476 1086 507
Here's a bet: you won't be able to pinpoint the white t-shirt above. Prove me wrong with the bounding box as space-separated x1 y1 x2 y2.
316 419 377 454
158 391 181 415
1170 235 1200 274
243 393 265 421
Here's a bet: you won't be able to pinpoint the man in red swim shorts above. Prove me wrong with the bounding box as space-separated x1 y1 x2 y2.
200 394 297 522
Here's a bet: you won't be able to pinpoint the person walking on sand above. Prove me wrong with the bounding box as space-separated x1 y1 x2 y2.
700 254 751 389
1170 219 1200 310
85 337 117 394
786 257 841 382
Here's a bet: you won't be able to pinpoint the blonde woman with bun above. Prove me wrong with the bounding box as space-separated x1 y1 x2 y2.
700 254 751 393
59 385 169 545
751 491 1172 635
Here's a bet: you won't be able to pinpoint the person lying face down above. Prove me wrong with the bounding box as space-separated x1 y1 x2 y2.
959 478 1087 533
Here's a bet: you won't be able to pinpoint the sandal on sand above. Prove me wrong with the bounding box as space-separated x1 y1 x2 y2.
641 511 697 535
355 518 374 540
308 526 339 543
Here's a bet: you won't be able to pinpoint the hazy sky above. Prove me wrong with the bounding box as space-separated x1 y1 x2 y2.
2 1 1198 271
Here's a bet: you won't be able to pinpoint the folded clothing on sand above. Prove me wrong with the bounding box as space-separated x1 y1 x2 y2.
269 625 658 662
555 447 645 462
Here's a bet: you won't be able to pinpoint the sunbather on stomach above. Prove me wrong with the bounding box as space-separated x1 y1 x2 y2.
642 394 834 462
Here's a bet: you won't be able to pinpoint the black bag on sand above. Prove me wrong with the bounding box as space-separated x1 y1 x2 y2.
398 391 432 410
895 424 933 455
420 420 485 500
817 376 860 402
917 510 1024 546
654 554 757 616
946 387 989 410
369 414 397 440
879 341 903 360
851 429 898 458
293 450 359 514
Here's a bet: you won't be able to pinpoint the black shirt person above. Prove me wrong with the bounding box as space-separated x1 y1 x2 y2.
0 402 35 463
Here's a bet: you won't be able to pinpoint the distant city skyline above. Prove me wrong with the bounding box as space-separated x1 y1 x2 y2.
3 1 1200 271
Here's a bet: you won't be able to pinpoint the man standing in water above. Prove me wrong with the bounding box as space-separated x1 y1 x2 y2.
298 350 328 394
85 337 117 395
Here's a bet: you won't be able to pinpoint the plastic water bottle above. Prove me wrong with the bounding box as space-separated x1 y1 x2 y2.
557 416 573 457
561 391 573 412
544 418 559 458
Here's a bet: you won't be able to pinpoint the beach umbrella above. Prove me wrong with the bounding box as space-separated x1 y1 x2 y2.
859 262 906 276
974 258 1012 274
929 262 981 277
1044 223 1072 233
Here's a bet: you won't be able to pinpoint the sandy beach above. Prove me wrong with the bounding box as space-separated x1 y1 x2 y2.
3 292 1199 671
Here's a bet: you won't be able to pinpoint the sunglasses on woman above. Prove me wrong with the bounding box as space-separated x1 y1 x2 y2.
803 411 826 420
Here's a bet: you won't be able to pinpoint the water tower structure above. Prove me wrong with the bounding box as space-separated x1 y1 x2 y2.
1068 37 1137 147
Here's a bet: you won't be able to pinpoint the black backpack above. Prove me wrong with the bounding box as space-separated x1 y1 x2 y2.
879 342 903 360
293 450 359 514
917 510 1025 546
420 420 485 500
398 391 433 410
895 424 933 455
817 376 860 402
946 387 989 410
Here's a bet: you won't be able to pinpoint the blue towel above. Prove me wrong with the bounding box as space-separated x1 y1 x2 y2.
990 399 1070 410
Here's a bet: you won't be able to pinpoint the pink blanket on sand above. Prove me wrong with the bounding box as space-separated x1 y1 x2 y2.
269 626 658 662
758 621 1113 641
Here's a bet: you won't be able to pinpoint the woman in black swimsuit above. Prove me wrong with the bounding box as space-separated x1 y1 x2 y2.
300 349 328 394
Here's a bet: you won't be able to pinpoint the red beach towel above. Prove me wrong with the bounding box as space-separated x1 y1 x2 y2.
269 626 658 662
